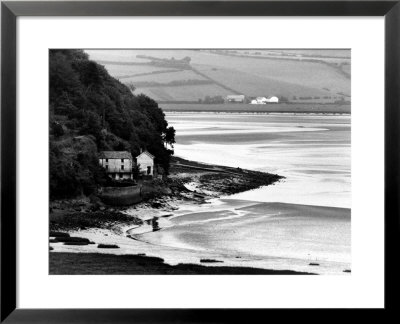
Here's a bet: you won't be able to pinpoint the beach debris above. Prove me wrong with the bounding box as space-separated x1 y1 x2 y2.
98 244 120 249
309 263 320 266
49 231 70 238
343 269 351 273
151 202 163 208
160 214 173 218
200 259 223 263
152 217 160 232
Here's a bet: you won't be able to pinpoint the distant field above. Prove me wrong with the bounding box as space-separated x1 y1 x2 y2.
265 49 350 58
160 103 351 114
135 84 232 102
192 64 330 98
203 49 351 72
87 49 351 103
190 56 349 96
101 64 172 78
122 69 205 84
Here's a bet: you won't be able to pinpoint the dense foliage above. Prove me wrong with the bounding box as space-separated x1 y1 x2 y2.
50 50 175 199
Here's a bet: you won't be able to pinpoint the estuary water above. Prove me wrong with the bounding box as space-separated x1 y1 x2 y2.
141 112 351 274
166 112 351 208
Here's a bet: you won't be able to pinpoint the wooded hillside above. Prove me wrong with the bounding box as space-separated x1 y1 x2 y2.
50 50 175 199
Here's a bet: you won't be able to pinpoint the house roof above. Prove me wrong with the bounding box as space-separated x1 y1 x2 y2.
137 150 155 159
99 151 133 160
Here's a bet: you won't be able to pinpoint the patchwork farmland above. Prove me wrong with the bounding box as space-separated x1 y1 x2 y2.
86 49 351 109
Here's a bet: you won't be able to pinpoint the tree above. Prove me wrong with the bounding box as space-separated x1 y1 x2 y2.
126 82 136 92
51 121 64 138
164 126 176 148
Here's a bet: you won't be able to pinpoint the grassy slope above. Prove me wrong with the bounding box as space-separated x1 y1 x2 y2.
123 69 205 83
100 64 171 77
86 49 350 103
135 84 232 102
192 64 330 98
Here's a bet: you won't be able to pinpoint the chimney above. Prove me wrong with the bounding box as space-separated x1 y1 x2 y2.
140 148 143 154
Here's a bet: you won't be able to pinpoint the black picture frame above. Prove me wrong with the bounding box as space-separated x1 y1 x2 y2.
1 0 399 322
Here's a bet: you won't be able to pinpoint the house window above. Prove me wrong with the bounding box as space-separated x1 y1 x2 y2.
121 159 124 163
105 158 108 163
121 165 124 170
105 165 108 170
120 173 123 178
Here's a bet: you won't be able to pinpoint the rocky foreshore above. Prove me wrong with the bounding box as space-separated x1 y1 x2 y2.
50 157 283 231
168 156 283 196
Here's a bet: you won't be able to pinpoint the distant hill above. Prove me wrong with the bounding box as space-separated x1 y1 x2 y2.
86 49 350 104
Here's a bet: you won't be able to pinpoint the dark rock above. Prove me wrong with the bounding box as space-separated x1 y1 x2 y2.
98 244 120 249
50 231 70 238
64 242 89 246
200 259 223 263
151 202 162 208
89 194 101 204
56 237 91 243
309 263 320 266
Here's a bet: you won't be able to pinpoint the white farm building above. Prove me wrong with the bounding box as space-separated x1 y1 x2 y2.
136 150 155 176
250 96 279 104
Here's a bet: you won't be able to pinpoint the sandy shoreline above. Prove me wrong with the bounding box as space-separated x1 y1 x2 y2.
49 158 350 275
50 199 350 275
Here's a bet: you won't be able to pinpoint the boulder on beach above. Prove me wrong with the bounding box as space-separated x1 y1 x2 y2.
98 244 120 249
64 242 89 246
55 237 91 243
200 259 223 263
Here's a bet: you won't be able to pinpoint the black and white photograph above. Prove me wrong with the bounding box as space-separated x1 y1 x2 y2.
49 49 351 275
